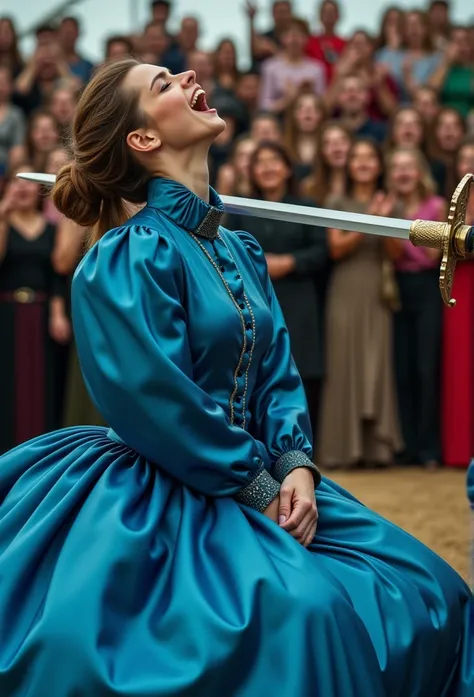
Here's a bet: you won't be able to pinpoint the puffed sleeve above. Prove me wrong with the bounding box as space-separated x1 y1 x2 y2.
72 224 280 511
237 230 321 487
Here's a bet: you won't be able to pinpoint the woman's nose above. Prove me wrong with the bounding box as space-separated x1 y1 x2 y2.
180 70 196 87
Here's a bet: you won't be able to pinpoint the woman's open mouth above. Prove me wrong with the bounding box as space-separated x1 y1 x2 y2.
190 89 213 113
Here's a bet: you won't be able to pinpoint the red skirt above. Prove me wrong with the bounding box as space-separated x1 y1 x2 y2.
442 260 474 467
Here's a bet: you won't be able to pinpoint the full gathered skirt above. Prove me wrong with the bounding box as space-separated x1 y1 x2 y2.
0 427 473 697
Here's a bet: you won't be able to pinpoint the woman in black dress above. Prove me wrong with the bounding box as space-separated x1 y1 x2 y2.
0 163 69 453
227 141 328 444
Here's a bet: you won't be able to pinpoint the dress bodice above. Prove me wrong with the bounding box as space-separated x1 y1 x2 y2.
71 177 315 506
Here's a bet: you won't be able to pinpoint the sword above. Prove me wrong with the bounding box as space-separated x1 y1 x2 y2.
17 171 474 307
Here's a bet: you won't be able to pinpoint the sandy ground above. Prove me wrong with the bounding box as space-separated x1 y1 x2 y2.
327 467 471 582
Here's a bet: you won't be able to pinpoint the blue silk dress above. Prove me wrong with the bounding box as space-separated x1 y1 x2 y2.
0 178 473 697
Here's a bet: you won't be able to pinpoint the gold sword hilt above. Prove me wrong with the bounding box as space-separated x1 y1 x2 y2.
409 173 474 307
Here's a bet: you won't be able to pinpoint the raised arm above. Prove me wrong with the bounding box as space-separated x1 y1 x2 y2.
72 224 280 511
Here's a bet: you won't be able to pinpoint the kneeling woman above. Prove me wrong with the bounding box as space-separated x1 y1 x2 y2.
0 60 472 697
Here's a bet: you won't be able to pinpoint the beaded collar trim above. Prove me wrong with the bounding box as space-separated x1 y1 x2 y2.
194 207 224 239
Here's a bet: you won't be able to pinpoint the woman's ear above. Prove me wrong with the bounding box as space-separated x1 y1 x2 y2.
127 129 161 154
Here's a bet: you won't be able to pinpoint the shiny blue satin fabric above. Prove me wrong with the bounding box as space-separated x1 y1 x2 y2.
0 178 473 696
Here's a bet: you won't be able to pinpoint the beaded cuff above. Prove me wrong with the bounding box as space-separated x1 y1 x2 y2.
274 450 321 487
234 467 280 512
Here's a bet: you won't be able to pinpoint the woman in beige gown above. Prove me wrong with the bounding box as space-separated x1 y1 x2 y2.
318 139 402 469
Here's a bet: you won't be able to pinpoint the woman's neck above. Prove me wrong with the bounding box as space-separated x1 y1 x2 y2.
10 209 40 222
329 169 346 197
297 134 316 162
399 190 422 214
262 184 287 202
352 182 376 203
284 51 304 65
153 145 211 202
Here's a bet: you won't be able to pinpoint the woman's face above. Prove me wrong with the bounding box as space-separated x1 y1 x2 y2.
413 88 439 124
50 89 76 125
234 139 256 179
252 148 291 194
457 145 474 179
404 12 427 48
451 28 471 64
124 65 225 154
46 148 70 175
8 167 40 211
251 117 281 144
351 32 373 63
294 94 324 134
216 42 236 72
281 26 306 55
322 127 351 169
31 115 59 153
389 151 420 196
348 142 381 185
393 110 424 147
436 111 464 152
0 19 14 51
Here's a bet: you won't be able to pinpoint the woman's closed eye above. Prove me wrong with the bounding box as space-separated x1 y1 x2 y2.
160 82 171 93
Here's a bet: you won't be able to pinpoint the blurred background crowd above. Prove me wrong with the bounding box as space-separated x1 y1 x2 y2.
0 0 474 473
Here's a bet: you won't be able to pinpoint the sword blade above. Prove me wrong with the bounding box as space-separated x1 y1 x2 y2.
17 172 411 239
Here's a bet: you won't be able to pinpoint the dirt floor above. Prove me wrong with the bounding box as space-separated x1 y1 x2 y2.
328 467 471 582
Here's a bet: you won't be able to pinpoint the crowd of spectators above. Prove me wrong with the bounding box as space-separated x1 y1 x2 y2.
0 0 474 471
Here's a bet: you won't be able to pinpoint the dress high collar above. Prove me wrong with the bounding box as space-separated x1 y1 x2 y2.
147 178 225 239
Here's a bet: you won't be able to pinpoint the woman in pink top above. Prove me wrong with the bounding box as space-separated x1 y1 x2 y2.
259 18 326 115
386 147 445 468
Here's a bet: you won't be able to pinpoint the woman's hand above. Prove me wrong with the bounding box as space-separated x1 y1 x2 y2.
279 468 318 547
265 253 296 279
263 494 280 523
49 313 71 344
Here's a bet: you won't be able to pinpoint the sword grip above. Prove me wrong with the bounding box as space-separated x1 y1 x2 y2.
409 220 447 249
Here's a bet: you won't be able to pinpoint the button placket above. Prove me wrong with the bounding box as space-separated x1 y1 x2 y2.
188 231 256 430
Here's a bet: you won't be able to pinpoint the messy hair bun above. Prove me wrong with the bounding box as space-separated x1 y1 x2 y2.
51 58 150 245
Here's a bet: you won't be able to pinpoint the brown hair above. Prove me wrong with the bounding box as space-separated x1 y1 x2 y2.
52 58 150 246
0 16 23 73
283 89 327 163
403 10 434 52
301 121 352 205
385 106 427 153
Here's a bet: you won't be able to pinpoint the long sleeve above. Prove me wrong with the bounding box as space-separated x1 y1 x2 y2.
237 230 321 487
72 224 280 510
259 59 278 111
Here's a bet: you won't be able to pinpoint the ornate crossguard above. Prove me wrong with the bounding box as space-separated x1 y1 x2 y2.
410 174 474 307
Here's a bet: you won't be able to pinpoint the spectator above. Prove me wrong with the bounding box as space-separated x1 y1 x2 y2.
213 39 240 92
386 147 445 469
0 66 25 179
187 51 215 100
318 138 401 469
284 90 326 181
104 35 134 62
442 137 474 468
178 16 200 56
430 106 466 196
151 0 173 33
208 94 246 185
227 141 328 439
44 147 71 225
35 24 57 49
413 85 440 127
249 111 283 144
386 106 447 194
334 74 387 144
0 163 70 454
48 85 77 140
259 17 325 114
57 17 94 84
141 21 186 74
0 16 23 76
306 0 346 84
376 10 442 102
375 6 404 52
236 70 261 127
23 109 60 173
428 0 451 51
301 120 351 204
247 0 293 68
13 38 79 116
326 30 398 121
429 26 474 119
216 134 256 197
